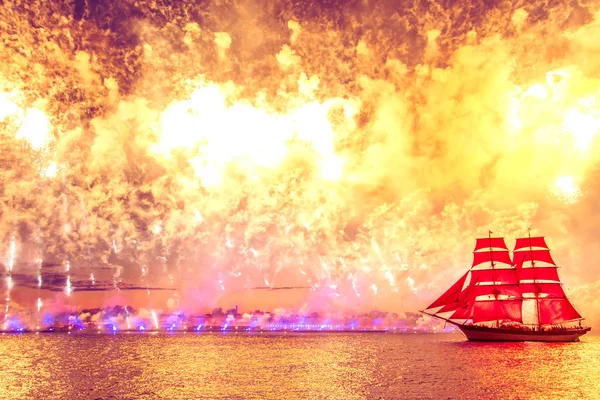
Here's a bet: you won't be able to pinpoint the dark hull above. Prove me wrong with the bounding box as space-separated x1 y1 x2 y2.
458 325 591 342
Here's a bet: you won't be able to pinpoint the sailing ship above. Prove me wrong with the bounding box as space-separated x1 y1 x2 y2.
422 233 591 342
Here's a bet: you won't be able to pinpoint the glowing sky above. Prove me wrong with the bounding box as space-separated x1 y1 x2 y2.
1 0 600 326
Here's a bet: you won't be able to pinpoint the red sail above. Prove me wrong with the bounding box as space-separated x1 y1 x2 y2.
437 285 474 313
438 302 462 313
518 267 560 282
472 300 522 323
474 284 521 298
538 299 582 325
514 237 549 250
474 237 508 251
513 249 556 266
426 271 469 310
520 283 565 298
450 303 472 320
472 250 512 267
471 269 518 285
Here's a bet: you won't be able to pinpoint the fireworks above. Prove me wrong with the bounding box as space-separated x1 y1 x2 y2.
553 176 582 205
0 304 437 333
1 1 600 323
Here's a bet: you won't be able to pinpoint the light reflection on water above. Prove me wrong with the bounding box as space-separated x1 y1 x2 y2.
0 332 598 399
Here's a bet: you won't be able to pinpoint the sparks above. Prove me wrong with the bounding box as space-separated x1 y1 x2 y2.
563 109 600 153
522 83 548 99
15 108 51 150
151 310 159 330
553 176 582 204
41 161 58 178
65 277 72 296
194 210 203 223
406 276 416 293
0 92 20 121
7 236 16 272
2 1 600 326
370 284 378 295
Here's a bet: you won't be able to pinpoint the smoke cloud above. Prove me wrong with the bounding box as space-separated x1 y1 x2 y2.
1 0 600 327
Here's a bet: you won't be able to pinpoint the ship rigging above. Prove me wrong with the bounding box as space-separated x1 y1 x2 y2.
421 232 591 342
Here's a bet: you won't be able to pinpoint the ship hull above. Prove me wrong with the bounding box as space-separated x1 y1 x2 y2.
458 325 591 342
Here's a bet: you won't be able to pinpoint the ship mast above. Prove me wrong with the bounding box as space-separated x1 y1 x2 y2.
528 229 541 330
426 234 586 333
489 230 499 329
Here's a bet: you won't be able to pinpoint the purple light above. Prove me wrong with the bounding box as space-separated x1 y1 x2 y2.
139 326 145 331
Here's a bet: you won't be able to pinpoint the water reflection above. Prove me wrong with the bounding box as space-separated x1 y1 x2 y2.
0 333 598 399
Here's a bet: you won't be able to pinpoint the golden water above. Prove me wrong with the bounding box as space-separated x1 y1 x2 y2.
0 333 598 399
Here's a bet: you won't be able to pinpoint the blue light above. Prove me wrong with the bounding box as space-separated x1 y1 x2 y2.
139 326 145 331
42 314 54 325
112 325 117 332
6 317 24 331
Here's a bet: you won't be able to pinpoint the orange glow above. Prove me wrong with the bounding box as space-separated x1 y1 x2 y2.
553 176 582 204
1 1 600 326
150 83 353 187
562 108 600 153
15 108 52 151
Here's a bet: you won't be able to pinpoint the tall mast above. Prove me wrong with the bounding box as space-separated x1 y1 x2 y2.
528 228 541 330
488 231 499 328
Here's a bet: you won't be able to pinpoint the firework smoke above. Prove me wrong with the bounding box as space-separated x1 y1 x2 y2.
1 1 600 326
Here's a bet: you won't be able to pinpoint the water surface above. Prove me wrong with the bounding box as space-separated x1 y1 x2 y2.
1 332 598 399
